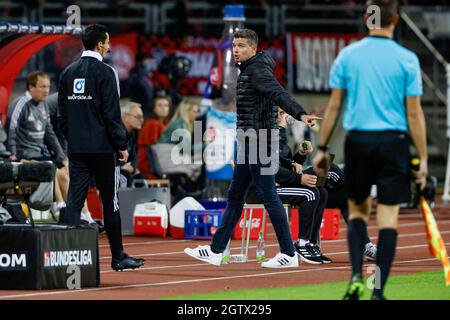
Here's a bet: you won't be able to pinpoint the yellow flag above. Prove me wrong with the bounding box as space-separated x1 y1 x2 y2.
420 197 450 286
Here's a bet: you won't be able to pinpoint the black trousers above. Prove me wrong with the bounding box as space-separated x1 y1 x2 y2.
64 153 124 259
277 187 328 243
211 141 295 256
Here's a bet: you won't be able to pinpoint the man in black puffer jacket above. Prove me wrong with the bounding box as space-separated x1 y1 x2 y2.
184 29 320 268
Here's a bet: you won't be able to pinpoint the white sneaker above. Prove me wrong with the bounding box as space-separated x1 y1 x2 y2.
261 252 299 268
184 245 222 266
363 242 377 261
50 202 65 214
80 211 96 225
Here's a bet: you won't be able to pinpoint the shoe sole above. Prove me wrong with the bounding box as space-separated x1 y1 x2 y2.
364 255 376 262
261 263 299 268
112 262 144 272
299 254 322 265
261 263 299 269
184 248 221 266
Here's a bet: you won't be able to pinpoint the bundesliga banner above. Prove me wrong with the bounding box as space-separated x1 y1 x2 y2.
287 33 362 92
0 224 99 289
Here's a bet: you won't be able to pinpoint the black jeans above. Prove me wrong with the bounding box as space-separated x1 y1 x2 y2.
211 141 295 256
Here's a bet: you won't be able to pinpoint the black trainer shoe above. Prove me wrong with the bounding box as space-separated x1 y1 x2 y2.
111 253 145 271
343 274 364 300
312 244 333 264
93 220 105 235
371 294 387 300
294 241 323 265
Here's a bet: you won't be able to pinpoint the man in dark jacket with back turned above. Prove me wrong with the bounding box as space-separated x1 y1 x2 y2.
184 29 320 268
58 24 144 271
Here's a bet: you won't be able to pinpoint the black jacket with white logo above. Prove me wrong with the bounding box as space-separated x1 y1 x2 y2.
57 51 127 154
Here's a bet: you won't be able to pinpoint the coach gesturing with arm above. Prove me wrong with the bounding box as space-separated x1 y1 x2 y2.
58 24 144 271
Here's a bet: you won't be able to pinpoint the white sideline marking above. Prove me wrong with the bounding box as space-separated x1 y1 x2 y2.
0 256 442 300
112 217 450 248
98 239 450 274
99 229 450 260
99 239 189 248
207 220 450 245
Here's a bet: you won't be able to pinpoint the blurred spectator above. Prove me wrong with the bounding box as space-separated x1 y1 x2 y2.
121 101 146 186
155 98 203 200
7 71 65 165
0 120 10 159
157 98 199 145
128 52 155 119
137 95 172 179
7 71 69 217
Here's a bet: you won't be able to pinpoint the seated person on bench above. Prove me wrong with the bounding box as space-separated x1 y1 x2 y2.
7 72 69 217
245 108 331 265
121 102 146 187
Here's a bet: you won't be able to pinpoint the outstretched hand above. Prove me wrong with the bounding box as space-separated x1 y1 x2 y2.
300 114 322 128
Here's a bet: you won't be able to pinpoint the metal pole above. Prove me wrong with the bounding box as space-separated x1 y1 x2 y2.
261 207 267 239
240 208 247 257
244 208 253 261
443 64 450 203
433 59 439 124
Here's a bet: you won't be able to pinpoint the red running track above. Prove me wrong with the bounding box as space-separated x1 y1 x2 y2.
0 203 449 300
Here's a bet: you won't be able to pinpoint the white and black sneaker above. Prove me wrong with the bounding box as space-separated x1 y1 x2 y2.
294 242 323 265
363 242 377 261
312 244 333 264
184 245 222 266
261 252 299 268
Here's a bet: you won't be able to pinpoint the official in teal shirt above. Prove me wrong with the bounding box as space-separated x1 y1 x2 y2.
313 0 428 301
329 36 423 132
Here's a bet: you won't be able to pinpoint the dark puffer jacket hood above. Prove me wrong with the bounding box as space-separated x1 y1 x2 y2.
238 51 276 72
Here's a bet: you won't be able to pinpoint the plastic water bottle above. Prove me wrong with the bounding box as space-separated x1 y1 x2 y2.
205 5 245 110
316 152 331 187
221 5 245 108
222 240 231 264
256 231 265 263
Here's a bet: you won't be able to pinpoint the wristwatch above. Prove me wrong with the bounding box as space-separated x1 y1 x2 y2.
317 145 329 152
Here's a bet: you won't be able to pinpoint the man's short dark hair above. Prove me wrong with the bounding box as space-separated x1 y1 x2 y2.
26 71 50 90
366 0 399 28
233 28 258 48
82 24 108 51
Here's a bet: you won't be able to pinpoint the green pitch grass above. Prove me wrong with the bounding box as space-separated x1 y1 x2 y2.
167 271 450 300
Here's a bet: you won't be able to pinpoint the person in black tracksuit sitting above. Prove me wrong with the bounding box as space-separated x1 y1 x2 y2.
246 108 332 264
57 24 144 271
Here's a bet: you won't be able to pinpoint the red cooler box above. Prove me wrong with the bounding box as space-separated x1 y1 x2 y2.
133 202 168 237
87 187 103 221
290 208 340 241
232 208 268 240
320 209 340 240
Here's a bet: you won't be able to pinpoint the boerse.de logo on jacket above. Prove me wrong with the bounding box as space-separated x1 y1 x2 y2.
44 250 93 268
73 78 85 93
0 253 27 270
69 78 92 100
